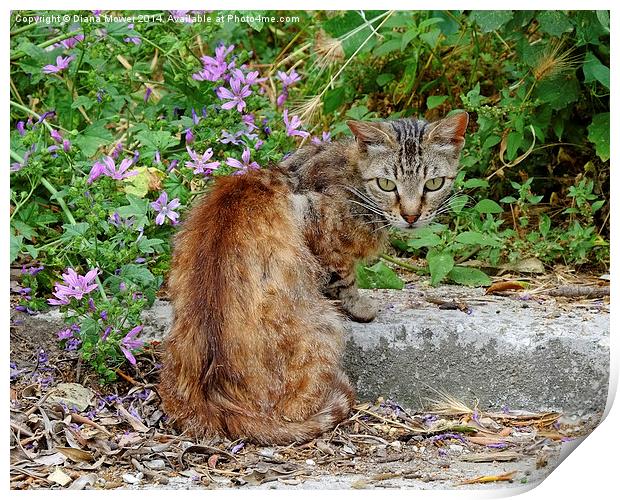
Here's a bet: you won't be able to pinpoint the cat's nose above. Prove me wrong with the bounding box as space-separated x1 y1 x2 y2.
401 212 419 224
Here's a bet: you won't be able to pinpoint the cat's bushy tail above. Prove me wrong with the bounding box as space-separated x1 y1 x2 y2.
159 168 354 444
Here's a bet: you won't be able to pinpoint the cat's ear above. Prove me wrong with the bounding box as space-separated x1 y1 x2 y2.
347 121 396 150
423 111 469 154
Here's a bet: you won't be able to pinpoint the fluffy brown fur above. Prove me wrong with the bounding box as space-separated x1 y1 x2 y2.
159 112 468 444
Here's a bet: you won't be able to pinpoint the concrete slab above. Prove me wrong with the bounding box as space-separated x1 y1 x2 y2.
21 283 609 415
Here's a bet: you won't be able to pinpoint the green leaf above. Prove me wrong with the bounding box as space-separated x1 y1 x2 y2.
10 233 23 263
448 266 492 287
323 86 346 115
588 113 609 162
427 250 454 286
474 199 503 214
582 52 610 89
506 131 522 160
427 95 449 110
469 11 513 32
376 73 395 87
535 74 580 110
373 37 402 57
72 120 113 158
117 194 149 227
539 214 551 237
71 95 96 111
60 222 91 241
449 195 469 214
407 233 442 249
591 200 605 214
463 178 490 190
536 11 573 37
419 28 441 47
356 261 404 290
138 237 165 254
136 130 180 153
455 231 501 247
482 135 501 150
500 196 518 203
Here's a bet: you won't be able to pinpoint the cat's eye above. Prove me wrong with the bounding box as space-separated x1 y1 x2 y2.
376 178 397 192
424 177 445 192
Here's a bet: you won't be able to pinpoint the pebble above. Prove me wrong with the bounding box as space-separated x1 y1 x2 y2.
122 473 142 485
449 444 464 453
305 459 316 466
145 459 166 470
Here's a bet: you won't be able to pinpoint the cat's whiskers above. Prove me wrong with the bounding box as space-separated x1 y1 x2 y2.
347 199 385 217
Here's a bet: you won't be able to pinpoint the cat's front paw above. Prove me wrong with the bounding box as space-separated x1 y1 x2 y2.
342 295 379 323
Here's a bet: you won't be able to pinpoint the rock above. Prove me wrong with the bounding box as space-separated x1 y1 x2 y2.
47 468 72 487
122 473 142 485
48 383 95 412
145 459 166 470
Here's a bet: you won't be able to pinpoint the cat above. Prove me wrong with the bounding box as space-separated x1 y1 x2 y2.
158 111 468 444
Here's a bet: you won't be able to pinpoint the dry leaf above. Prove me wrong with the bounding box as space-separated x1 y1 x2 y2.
34 452 66 466
485 281 526 295
459 470 516 485
56 446 94 463
460 451 521 462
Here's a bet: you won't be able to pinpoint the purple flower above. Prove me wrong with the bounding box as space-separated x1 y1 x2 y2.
59 34 84 49
111 142 123 159
124 36 141 45
66 338 82 351
185 146 220 175
88 156 138 183
42 55 75 74
276 89 289 107
226 148 260 174
101 326 112 341
311 131 332 145
193 44 235 82
167 159 179 173
151 191 181 225
217 77 252 113
120 325 145 365
144 87 153 102
254 139 264 150
35 111 56 126
22 263 44 275
57 327 74 340
219 130 244 145
16 121 26 136
191 108 200 125
231 442 245 454
277 69 301 87
38 349 49 365
185 129 195 144
242 114 258 132
231 68 266 86
11 144 36 172
283 109 310 138
100 310 108 321
48 268 99 305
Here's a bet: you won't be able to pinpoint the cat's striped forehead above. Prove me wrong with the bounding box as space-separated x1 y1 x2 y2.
388 118 430 178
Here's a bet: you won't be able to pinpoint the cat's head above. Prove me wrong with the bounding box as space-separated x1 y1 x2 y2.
347 112 468 230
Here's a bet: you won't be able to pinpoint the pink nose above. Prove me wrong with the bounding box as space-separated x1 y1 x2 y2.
401 213 419 224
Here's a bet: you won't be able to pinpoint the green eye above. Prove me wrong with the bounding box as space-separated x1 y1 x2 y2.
377 178 397 192
424 177 445 192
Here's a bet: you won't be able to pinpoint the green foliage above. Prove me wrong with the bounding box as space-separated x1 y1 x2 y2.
357 261 404 290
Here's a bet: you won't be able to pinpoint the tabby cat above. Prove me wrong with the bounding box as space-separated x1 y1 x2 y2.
159 111 468 444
